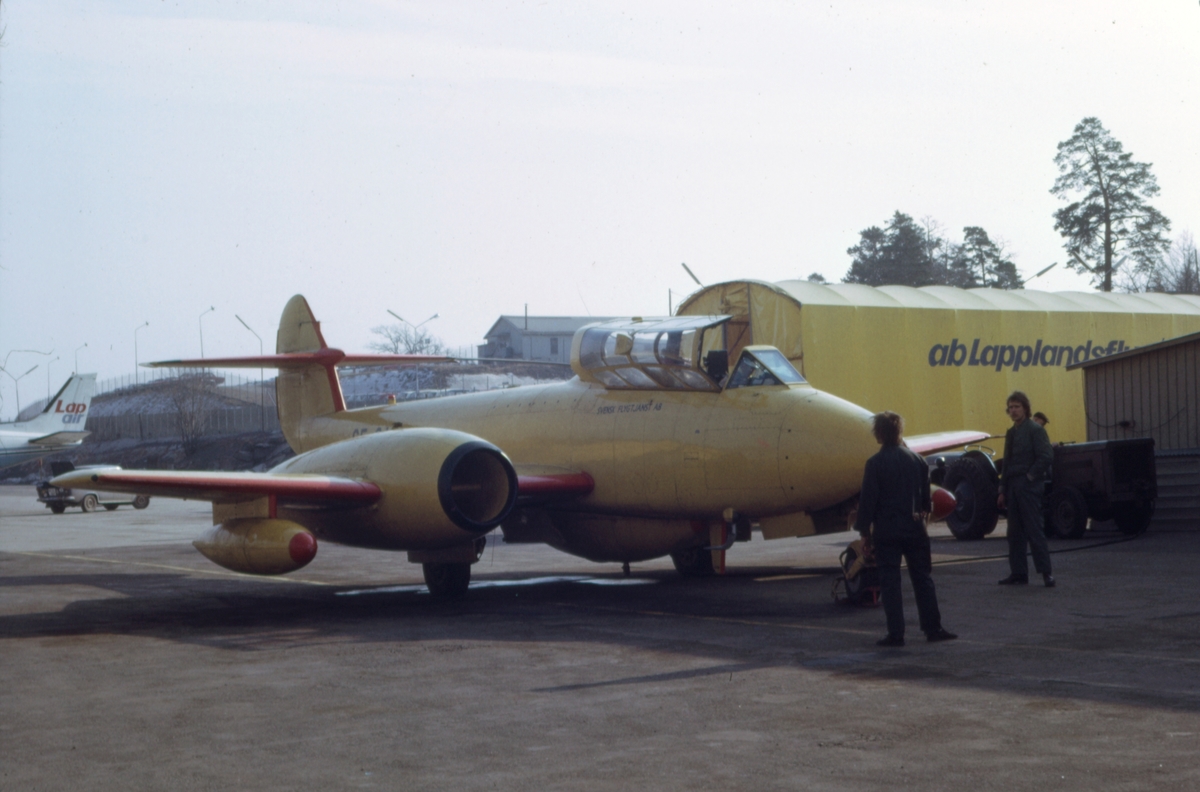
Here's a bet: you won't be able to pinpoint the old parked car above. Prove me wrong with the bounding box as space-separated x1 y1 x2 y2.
37 461 150 514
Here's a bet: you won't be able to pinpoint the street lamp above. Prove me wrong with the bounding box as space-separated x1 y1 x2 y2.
47 357 61 402
134 321 149 385
0 364 39 417
74 343 88 374
235 314 265 430
387 310 439 330
198 306 215 357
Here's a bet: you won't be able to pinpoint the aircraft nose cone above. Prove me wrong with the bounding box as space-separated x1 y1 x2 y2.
780 390 876 509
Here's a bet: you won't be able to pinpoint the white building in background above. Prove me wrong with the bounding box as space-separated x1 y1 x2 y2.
478 316 614 363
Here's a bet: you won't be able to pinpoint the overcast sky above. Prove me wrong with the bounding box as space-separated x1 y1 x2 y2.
1 1 1197 419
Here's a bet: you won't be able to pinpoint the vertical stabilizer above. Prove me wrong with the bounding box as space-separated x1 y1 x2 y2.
15 374 97 434
275 295 346 451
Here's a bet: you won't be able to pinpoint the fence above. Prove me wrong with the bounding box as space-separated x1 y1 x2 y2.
86 404 280 442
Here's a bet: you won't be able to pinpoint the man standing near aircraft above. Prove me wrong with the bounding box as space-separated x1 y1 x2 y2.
855 412 957 647
998 392 1056 587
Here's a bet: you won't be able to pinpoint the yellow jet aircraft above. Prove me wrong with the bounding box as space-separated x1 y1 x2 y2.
53 295 983 596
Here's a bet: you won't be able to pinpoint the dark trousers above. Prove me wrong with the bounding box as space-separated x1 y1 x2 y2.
1005 478 1052 577
873 523 942 639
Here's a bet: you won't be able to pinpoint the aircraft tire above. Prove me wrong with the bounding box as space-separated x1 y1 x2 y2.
81 494 100 513
942 457 999 541
133 495 150 510
1046 486 1088 539
422 562 472 598
49 503 66 514
1113 500 1155 536
670 547 716 577
104 504 119 511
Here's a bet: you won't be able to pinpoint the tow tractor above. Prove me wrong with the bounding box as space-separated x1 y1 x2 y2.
928 438 1157 540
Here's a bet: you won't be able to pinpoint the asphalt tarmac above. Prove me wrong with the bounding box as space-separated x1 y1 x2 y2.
2 484 1198 791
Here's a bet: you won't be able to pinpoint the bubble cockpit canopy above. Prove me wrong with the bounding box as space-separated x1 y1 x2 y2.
571 316 806 392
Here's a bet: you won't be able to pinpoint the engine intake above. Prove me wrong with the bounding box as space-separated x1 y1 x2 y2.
439 442 519 532
272 427 519 551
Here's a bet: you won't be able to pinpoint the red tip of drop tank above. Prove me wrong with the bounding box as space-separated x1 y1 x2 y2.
288 531 318 566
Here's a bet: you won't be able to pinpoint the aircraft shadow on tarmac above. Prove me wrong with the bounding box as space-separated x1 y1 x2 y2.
2 548 1200 716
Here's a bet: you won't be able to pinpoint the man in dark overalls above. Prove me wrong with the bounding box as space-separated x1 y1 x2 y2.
998 391 1056 587
854 412 957 647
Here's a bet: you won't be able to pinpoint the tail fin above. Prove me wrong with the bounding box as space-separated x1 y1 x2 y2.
275 295 346 450
142 295 452 454
16 374 97 437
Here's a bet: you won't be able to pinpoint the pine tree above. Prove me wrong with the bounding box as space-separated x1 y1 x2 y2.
1051 117 1171 291
843 212 936 287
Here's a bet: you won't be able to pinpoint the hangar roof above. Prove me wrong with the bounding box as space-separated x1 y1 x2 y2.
1067 328 1200 370
700 279 1200 315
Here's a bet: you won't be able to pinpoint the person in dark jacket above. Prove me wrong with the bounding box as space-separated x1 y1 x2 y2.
854 412 957 647
998 391 1056 587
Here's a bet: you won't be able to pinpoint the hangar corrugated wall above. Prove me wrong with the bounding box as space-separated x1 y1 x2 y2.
1070 330 1200 531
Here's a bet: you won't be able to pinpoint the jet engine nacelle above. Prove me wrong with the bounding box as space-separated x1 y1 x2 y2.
194 518 318 575
274 427 520 551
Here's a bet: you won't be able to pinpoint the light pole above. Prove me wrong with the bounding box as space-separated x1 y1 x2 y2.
386 310 439 355
387 310 439 331
198 306 215 357
47 357 60 402
74 343 88 374
235 314 265 430
134 321 149 385
0 364 39 418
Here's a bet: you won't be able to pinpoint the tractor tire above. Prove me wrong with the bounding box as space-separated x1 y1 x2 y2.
133 495 150 510
1113 501 1155 536
422 562 472 598
81 494 100 513
1046 486 1089 539
942 456 999 541
670 547 716 577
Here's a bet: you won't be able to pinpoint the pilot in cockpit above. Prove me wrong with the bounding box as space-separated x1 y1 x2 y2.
724 348 804 389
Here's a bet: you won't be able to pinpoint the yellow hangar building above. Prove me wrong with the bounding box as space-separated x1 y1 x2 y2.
678 280 1200 446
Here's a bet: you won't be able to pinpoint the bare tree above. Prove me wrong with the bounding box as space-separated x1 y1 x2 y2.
167 372 215 456
368 324 446 355
1128 231 1200 295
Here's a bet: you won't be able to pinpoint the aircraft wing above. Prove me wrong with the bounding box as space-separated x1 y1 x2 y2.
905 430 992 456
28 431 91 446
50 468 382 504
51 465 590 507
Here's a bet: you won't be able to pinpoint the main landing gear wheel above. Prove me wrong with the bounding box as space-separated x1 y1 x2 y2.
81 494 100 513
422 562 472 598
1046 486 1088 539
942 457 999 541
49 503 66 514
104 504 119 511
132 495 150 510
670 547 716 577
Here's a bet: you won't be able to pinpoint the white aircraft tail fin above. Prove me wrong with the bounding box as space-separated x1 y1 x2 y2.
16 374 97 436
